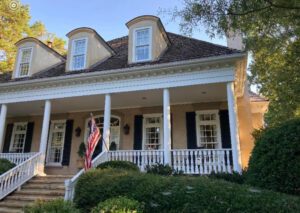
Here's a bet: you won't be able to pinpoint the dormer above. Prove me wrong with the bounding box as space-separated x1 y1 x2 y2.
126 15 171 64
66 27 115 71
13 37 65 79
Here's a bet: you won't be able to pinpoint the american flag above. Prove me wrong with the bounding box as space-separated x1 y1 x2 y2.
84 115 101 171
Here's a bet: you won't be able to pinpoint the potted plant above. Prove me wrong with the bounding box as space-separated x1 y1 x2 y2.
77 142 86 169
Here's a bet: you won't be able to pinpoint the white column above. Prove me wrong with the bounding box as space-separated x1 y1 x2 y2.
40 100 51 158
103 94 111 152
163 88 172 165
0 104 7 152
227 82 242 173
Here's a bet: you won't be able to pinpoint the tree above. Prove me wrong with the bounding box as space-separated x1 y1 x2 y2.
0 0 66 72
170 0 300 126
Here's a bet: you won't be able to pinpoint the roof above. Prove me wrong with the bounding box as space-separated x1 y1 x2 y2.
0 32 242 84
249 91 268 102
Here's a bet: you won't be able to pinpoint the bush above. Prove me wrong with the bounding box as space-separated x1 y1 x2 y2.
145 163 173 176
0 158 16 175
91 196 143 213
246 118 300 195
208 171 246 184
96 160 139 172
24 199 79 213
74 168 300 213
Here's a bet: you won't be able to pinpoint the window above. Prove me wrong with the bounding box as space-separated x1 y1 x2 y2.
10 122 28 153
17 48 32 77
85 116 121 150
46 120 66 165
134 27 151 62
143 114 163 150
71 38 87 70
196 110 221 149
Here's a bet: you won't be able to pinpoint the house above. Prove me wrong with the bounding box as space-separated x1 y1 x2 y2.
0 15 268 204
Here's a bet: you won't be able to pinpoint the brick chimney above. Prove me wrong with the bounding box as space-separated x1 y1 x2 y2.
46 41 53 48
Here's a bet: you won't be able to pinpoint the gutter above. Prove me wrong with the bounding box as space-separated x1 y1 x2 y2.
0 53 246 88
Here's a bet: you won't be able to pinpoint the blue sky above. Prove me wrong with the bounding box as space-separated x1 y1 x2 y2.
21 0 226 46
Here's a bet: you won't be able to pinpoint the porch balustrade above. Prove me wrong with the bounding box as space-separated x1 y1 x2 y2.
0 152 37 165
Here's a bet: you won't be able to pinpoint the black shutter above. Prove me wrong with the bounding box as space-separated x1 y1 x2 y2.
3 124 13 153
62 120 74 166
186 112 197 149
133 115 143 150
219 110 232 148
24 122 34 153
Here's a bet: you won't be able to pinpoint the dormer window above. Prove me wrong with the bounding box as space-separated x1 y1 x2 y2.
134 27 152 62
17 47 32 77
71 38 87 70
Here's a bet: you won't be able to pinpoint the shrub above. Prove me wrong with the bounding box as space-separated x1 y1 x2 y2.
91 196 143 213
208 171 246 184
96 160 139 171
145 163 173 176
246 118 300 195
24 199 79 213
0 158 16 175
74 168 300 213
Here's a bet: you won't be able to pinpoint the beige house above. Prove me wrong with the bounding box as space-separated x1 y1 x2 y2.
0 15 268 204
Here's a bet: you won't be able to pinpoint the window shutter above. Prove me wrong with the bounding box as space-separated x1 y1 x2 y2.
133 115 143 150
24 122 34 153
62 120 74 166
219 110 232 148
186 112 197 149
2 124 14 153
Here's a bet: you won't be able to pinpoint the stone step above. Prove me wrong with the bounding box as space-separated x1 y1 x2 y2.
0 200 30 208
14 189 65 196
0 206 23 213
21 183 65 190
27 179 66 184
35 175 73 179
5 195 62 202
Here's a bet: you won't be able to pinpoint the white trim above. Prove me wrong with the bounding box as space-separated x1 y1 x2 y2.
132 26 152 63
46 119 66 166
142 113 163 150
9 122 28 153
69 37 88 71
0 67 235 104
195 110 222 149
15 47 33 78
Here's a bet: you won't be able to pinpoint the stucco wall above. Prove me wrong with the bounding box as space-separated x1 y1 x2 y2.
13 41 62 78
127 19 168 64
6 99 264 175
66 31 111 71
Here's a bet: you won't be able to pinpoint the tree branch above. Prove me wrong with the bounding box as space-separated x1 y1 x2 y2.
265 0 300 10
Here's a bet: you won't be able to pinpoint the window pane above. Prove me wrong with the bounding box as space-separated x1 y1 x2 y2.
136 46 149 61
136 29 149 46
18 49 31 76
21 49 31 63
48 123 65 164
74 39 86 55
72 55 85 70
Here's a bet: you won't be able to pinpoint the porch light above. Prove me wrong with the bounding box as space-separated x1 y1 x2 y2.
123 124 130 135
75 127 82 137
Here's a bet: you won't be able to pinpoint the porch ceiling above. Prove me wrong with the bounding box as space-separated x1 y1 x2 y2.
7 83 227 117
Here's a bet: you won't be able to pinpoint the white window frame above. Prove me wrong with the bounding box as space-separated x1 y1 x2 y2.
84 115 121 150
70 37 88 71
132 26 152 63
9 122 28 153
15 47 33 78
142 113 163 150
46 120 66 166
196 110 222 149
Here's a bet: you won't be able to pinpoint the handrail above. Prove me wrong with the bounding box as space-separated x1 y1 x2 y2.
0 152 43 200
64 151 108 201
0 152 37 165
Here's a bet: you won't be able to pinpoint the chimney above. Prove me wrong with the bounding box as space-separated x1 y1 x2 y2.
226 30 244 51
46 41 53 48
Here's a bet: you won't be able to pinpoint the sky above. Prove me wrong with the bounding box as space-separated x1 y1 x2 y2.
21 0 227 46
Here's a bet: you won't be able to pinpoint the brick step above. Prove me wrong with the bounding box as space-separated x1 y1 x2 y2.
0 206 23 213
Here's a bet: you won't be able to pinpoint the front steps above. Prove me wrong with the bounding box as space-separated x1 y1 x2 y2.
0 175 72 213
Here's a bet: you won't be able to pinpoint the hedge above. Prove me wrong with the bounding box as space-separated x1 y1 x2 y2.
0 158 16 175
74 168 300 213
24 199 79 213
96 160 139 172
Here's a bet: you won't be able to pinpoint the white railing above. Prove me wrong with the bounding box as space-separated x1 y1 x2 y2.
171 149 232 174
64 151 108 201
0 152 43 200
0 152 37 165
108 150 164 171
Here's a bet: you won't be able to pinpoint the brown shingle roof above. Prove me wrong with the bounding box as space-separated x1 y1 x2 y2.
0 32 242 83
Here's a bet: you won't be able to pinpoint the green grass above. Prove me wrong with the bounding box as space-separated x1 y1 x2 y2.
74 168 300 213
